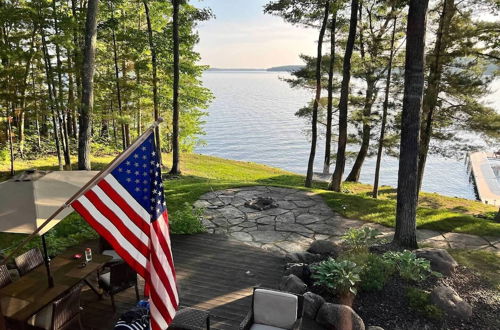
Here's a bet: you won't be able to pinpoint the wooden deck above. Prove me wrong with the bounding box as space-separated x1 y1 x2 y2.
80 234 284 329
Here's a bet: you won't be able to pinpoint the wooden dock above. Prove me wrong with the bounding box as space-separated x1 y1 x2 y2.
468 152 500 206
80 234 284 329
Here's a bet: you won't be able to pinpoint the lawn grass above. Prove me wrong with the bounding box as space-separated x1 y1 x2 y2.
448 249 500 290
1 152 499 257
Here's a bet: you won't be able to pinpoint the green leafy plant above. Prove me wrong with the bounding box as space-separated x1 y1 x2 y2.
359 253 396 291
169 202 205 234
406 287 443 320
342 227 382 251
383 250 442 282
311 258 362 295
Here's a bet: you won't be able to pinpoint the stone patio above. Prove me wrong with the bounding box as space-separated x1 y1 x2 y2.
195 186 499 255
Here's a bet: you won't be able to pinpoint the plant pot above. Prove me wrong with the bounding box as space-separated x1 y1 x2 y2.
339 292 356 307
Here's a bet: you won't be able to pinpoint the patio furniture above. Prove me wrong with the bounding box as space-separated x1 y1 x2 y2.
0 264 12 289
98 261 140 311
240 288 304 330
169 307 210 330
99 236 122 263
27 283 84 330
0 251 111 329
15 248 44 276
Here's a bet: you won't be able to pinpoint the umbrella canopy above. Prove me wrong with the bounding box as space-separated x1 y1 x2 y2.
0 170 98 235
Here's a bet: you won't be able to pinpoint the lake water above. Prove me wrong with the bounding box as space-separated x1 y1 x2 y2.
196 71 479 200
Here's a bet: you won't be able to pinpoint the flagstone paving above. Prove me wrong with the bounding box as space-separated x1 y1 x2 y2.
196 186 499 255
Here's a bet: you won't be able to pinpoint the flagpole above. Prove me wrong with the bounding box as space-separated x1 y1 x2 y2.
1 118 164 266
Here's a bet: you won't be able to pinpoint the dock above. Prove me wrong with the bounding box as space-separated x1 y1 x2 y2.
468 152 500 206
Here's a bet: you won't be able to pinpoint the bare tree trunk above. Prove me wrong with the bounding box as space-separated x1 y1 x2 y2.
70 0 81 139
329 0 359 191
393 0 429 249
417 0 455 195
143 0 162 165
373 16 397 198
323 9 337 174
7 116 14 176
169 0 182 175
78 0 99 170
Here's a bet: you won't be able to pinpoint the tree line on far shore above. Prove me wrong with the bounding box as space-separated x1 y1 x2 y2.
265 0 499 247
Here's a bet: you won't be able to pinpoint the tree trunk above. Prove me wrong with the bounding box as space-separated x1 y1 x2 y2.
7 116 14 176
78 0 99 170
373 16 397 198
329 0 359 191
495 208 500 222
169 0 182 175
345 79 376 182
323 10 337 175
111 6 126 150
70 0 81 139
393 0 429 249
417 0 455 194
143 0 162 165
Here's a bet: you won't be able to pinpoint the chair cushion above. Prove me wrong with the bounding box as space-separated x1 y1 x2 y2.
98 272 111 291
103 250 122 262
250 324 287 330
253 289 298 329
27 304 53 330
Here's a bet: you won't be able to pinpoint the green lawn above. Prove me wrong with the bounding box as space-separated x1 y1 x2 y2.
1 152 499 256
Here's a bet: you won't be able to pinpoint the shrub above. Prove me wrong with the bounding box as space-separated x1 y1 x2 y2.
359 254 395 291
342 227 382 251
169 203 205 234
383 250 441 282
311 258 362 295
406 287 443 320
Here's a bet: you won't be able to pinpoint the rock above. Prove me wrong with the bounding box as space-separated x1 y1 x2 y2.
415 248 458 276
367 327 384 330
301 317 327 330
430 285 472 320
316 303 365 330
308 240 340 257
285 252 322 264
278 274 307 294
284 263 311 281
303 292 325 320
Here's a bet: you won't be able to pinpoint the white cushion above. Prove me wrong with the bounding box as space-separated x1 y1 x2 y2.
253 289 298 329
250 324 286 330
102 250 122 261
27 304 53 330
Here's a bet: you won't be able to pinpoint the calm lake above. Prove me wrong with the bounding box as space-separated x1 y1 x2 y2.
196 71 479 200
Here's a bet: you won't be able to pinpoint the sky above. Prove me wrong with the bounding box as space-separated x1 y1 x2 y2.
193 0 318 69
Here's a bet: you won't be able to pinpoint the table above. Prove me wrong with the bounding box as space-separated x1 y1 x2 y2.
0 251 111 327
169 307 210 330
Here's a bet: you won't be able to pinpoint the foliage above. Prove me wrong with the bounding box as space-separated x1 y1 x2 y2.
342 227 383 251
406 287 443 320
169 202 205 234
359 253 396 291
312 258 362 295
383 250 442 282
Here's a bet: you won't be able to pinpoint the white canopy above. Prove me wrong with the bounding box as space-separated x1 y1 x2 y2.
0 170 98 235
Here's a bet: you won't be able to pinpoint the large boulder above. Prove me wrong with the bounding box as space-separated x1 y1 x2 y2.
430 285 472 320
279 274 307 294
285 252 322 264
303 292 326 320
308 240 340 258
316 303 365 330
415 248 458 276
284 263 311 283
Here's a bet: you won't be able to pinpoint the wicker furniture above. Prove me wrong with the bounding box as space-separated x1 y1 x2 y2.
169 307 210 330
98 261 139 311
0 264 12 289
27 282 84 330
240 288 304 330
15 248 44 276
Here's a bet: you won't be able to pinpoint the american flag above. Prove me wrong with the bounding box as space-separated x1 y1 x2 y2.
71 130 178 329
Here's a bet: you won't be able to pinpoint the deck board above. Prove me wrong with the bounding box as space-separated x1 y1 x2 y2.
80 233 284 329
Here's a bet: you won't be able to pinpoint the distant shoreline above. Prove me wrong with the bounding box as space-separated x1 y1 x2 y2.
206 65 304 72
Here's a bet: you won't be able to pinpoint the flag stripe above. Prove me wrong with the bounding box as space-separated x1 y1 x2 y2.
151 214 176 281
72 200 148 278
84 189 150 257
149 239 178 306
99 178 151 235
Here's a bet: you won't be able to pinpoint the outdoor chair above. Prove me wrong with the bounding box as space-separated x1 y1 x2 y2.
15 247 44 276
240 288 304 330
0 264 12 289
99 235 123 263
27 282 84 330
98 261 140 311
